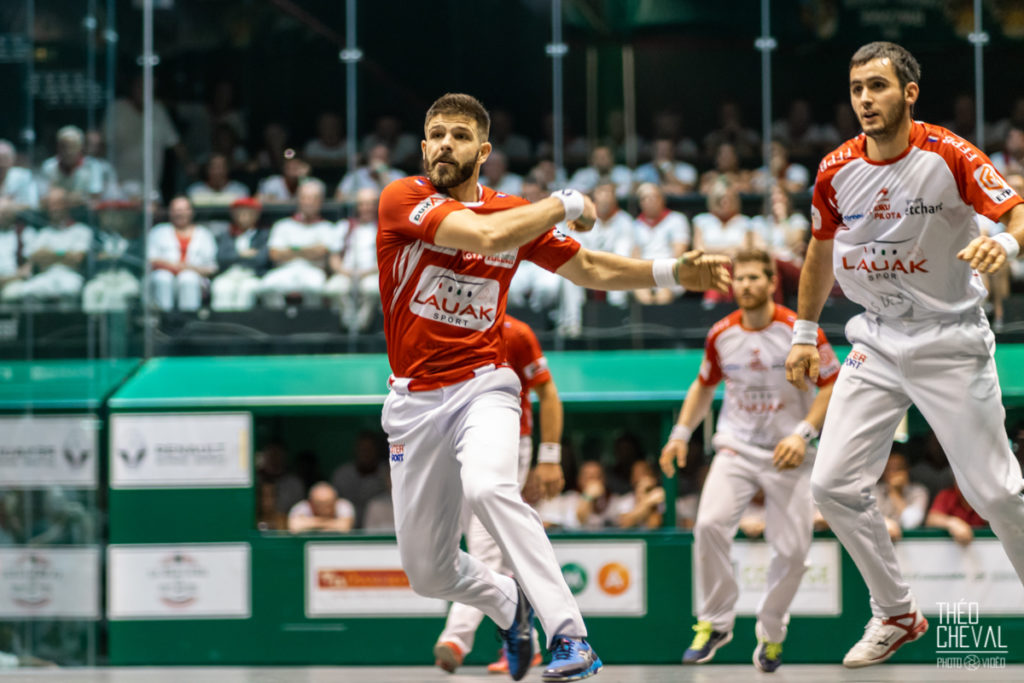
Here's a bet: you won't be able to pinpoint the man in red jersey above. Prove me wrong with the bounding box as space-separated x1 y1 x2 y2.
377 93 729 682
785 42 1024 669
433 315 563 675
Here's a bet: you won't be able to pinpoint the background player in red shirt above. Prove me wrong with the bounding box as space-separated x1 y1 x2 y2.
377 93 729 682
660 249 837 673
786 42 1024 669
434 315 564 675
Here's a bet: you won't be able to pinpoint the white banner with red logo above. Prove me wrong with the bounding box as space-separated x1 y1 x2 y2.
0 415 99 488
896 539 1024 614
305 542 448 617
109 412 252 489
693 539 841 616
0 547 100 619
551 540 646 616
107 543 250 619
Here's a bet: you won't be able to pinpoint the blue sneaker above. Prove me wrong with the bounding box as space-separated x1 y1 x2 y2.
682 620 732 664
496 582 534 681
753 637 783 673
542 635 602 681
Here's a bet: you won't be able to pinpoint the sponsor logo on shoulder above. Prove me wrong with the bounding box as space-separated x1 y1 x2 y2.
409 195 448 225
973 164 1016 204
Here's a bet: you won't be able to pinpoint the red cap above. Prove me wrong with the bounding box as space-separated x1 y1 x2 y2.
231 197 262 210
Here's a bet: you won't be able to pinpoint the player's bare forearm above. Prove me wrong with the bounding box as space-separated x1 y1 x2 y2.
678 379 716 432
804 381 834 432
557 248 659 290
797 237 835 322
535 380 563 446
435 195 581 256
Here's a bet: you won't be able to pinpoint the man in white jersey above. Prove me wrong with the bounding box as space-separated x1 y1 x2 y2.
377 93 730 682
785 41 1024 668
660 249 838 673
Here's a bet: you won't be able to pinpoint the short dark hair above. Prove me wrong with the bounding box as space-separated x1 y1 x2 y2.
850 42 921 89
424 93 490 141
733 248 774 279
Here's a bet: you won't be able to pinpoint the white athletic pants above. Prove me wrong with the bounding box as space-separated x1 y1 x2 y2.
438 435 540 655
812 310 1024 618
382 367 585 646
694 450 812 643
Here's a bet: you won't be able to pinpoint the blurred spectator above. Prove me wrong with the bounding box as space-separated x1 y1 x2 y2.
692 181 754 258
771 99 830 163
874 450 929 541
527 158 561 191
363 469 394 532
568 145 633 199
633 138 698 195
251 122 291 175
649 108 700 164
325 188 380 330
507 176 563 314
536 113 589 172
104 75 191 199
819 101 862 149
84 129 120 196
941 93 986 144
287 481 355 533
926 482 987 546
0 139 38 211
909 432 955 502
606 432 645 496
147 196 217 311
991 96 1024 150
257 150 312 203
304 112 351 169
703 101 761 163
330 431 387 530
700 142 752 195
335 144 404 202
631 183 690 305
260 179 332 308
81 201 143 313
204 123 249 171
577 182 633 307
37 126 116 204
750 185 810 262
488 109 533 171
2 187 91 305
567 460 618 529
989 125 1024 177
0 209 30 301
361 115 419 171
177 80 248 164
614 460 665 529
210 197 270 311
750 140 810 195
481 149 523 197
257 482 288 531
738 489 767 538
256 439 306 515
186 154 250 207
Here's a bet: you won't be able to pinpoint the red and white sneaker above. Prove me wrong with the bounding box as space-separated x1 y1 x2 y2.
433 641 464 673
487 647 543 674
842 606 929 668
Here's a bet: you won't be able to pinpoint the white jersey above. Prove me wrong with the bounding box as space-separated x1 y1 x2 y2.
692 211 752 252
23 222 92 261
812 121 1023 320
146 223 217 268
632 209 691 259
331 218 378 272
268 215 333 256
579 208 633 256
699 305 840 458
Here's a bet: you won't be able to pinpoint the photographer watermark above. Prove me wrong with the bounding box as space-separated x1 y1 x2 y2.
935 600 1007 670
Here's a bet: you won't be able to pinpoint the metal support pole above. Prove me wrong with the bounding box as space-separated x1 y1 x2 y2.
547 0 568 186
85 0 98 133
756 0 776 218
622 44 637 170
140 0 158 358
104 0 117 167
969 0 988 149
586 46 598 157
24 0 36 164
340 0 362 178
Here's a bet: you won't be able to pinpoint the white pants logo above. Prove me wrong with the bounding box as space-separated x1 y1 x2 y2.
409 265 500 330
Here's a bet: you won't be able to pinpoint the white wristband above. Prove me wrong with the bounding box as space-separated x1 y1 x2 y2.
792 319 818 346
653 258 677 289
537 442 562 464
992 232 1020 260
669 424 692 443
794 420 820 444
553 189 584 222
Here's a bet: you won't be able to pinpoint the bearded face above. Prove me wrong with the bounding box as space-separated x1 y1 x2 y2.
424 147 480 189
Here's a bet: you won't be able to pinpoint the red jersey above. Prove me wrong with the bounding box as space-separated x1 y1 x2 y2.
929 487 988 527
503 315 552 436
377 177 580 390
